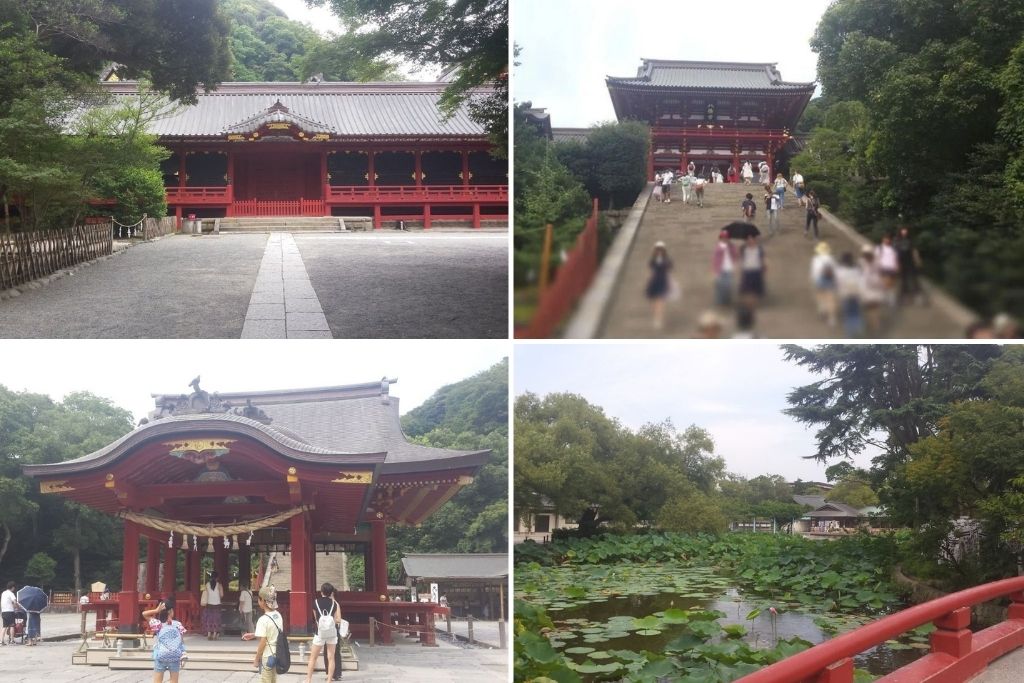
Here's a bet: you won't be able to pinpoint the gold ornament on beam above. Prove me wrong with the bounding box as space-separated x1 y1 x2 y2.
331 471 373 484
41 480 74 494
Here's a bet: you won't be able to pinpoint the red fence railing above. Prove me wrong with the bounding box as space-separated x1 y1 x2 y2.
326 184 507 204
165 186 230 203
233 199 325 217
738 575 1024 683
518 199 600 339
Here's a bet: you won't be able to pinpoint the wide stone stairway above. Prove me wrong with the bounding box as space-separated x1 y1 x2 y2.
599 182 968 338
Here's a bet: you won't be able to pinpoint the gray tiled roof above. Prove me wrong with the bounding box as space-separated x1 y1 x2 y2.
807 502 865 518
793 494 827 508
100 81 487 138
552 127 591 143
401 553 508 580
607 60 816 91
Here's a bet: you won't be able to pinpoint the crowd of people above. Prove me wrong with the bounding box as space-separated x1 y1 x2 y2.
643 164 941 337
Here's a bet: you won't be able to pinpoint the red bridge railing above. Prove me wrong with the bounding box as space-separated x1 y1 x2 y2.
325 184 507 204
738 575 1024 683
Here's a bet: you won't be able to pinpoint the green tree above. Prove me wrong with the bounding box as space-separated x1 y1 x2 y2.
23 552 56 588
309 0 508 152
6 0 232 104
554 121 649 209
825 479 880 508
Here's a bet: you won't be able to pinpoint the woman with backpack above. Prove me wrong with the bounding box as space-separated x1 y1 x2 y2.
142 598 187 683
305 583 342 683
202 570 224 640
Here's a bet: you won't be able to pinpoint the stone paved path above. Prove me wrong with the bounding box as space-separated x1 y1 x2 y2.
600 183 967 338
241 233 331 338
0 232 508 338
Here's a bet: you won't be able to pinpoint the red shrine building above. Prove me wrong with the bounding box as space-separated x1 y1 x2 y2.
605 60 815 180
24 378 489 641
103 78 507 229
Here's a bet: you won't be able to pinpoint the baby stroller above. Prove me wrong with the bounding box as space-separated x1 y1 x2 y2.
12 611 26 644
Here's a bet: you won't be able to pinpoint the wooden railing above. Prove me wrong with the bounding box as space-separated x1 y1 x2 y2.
518 199 601 339
0 224 113 291
233 199 325 217
738 575 1024 683
326 184 507 204
165 186 230 203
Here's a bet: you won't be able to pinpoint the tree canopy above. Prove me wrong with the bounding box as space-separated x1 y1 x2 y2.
795 0 1024 317
784 344 1024 585
385 359 508 579
308 0 507 152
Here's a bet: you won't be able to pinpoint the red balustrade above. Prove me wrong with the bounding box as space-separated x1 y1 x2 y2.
165 186 230 203
738 575 1024 683
518 199 600 339
325 184 507 204
233 199 325 217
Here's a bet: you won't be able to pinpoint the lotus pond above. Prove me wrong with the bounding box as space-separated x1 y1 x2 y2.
514 533 933 682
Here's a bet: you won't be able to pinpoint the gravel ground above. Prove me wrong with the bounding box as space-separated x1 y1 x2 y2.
295 233 508 338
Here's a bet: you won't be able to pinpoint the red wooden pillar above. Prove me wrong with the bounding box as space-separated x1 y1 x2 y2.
320 150 330 216
214 538 228 590
118 519 140 632
461 150 470 187
472 204 481 229
370 519 388 598
731 146 740 183
423 204 431 230
363 545 371 591
226 150 235 216
177 151 187 231
145 538 160 595
367 151 376 188
161 545 176 595
414 150 423 188
290 512 311 633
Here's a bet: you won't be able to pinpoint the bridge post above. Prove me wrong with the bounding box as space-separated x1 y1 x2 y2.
817 657 853 683
930 606 972 658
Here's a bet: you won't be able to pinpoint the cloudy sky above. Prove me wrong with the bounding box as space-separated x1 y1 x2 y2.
515 343 877 482
513 0 826 127
268 0 342 34
0 340 506 423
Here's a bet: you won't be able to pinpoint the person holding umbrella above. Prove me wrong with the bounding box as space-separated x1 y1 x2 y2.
16 585 47 646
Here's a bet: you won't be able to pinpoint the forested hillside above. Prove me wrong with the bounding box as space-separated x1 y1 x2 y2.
388 359 509 577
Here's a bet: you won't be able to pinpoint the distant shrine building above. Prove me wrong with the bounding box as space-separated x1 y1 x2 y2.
24 379 488 642
605 60 815 180
102 76 507 229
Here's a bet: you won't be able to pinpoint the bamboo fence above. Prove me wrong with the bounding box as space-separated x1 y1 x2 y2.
0 223 113 291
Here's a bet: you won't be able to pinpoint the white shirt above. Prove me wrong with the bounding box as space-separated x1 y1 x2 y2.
774 177 787 190
811 254 836 283
768 194 780 211
662 171 673 184
792 173 804 186
238 590 252 613
876 244 899 271
1 589 17 613
836 265 861 298
255 611 284 659
205 584 222 606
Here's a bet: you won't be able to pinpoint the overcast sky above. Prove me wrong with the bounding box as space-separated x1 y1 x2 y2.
513 0 826 127
0 340 506 424
268 0 342 34
514 343 877 482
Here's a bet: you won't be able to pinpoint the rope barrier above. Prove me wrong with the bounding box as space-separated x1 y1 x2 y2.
111 215 146 239
119 504 312 538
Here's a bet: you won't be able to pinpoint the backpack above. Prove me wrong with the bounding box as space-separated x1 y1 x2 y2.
265 615 290 674
154 622 184 666
316 599 337 641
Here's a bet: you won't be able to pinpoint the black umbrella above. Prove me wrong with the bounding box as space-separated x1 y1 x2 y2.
17 586 48 612
721 221 761 240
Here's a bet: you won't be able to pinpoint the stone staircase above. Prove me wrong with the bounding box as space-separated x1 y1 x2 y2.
599 181 967 338
217 216 365 233
77 639 358 672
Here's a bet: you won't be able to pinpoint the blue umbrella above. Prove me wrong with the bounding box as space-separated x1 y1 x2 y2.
17 586 48 612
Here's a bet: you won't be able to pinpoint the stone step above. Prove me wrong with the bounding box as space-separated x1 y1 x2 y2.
101 644 358 671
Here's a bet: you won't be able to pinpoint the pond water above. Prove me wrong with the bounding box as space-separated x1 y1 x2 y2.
550 586 927 677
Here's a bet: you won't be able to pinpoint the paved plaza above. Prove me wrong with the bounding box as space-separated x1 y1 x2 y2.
0 613 509 682
0 232 508 338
